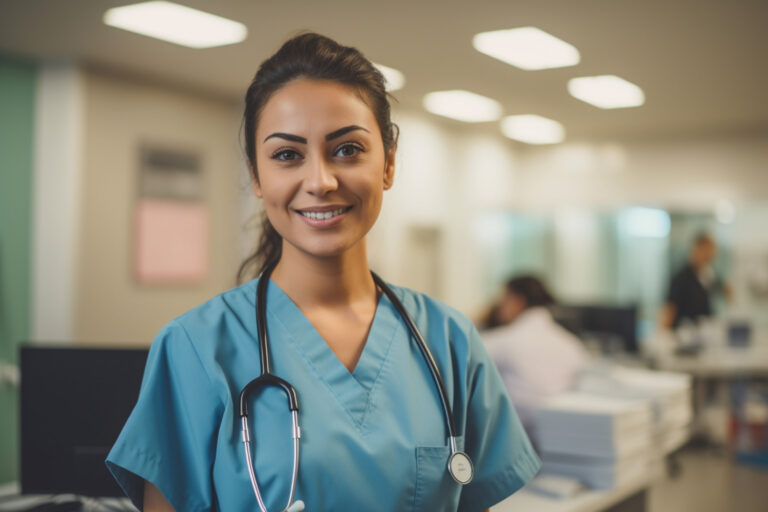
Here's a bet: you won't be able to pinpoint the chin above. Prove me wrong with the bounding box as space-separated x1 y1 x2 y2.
290 238 363 260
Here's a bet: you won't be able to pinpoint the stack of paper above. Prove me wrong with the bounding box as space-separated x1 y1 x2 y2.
574 365 692 455
534 392 653 490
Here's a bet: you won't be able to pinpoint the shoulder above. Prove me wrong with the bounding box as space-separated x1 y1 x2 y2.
385 282 474 329
383 282 484 367
152 279 259 360
173 279 258 328
385 282 477 337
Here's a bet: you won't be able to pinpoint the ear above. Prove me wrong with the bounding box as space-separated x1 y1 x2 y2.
383 147 396 190
250 166 263 198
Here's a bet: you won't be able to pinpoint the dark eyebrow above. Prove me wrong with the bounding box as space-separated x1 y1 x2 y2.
263 132 308 144
325 125 369 141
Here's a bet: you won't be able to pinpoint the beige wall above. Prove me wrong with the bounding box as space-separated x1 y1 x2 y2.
75 69 246 345
66 68 768 341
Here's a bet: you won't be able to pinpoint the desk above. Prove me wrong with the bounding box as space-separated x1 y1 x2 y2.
650 331 768 451
655 346 768 377
0 483 136 512
650 328 768 377
493 473 652 512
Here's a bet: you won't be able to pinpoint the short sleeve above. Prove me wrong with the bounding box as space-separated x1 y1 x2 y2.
458 327 541 512
105 321 224 512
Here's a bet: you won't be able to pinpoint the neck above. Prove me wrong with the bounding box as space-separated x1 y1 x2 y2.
271 239 375 308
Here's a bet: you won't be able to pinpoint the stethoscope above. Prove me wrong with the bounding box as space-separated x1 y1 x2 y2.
238 262 474 512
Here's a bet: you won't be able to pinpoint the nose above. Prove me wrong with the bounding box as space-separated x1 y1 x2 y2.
304 156 338 196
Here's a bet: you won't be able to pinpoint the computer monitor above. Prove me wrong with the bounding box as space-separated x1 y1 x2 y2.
550 304 638 353
20 346 148 496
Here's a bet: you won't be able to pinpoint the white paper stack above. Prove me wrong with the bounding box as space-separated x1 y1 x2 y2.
534 392 653 490
574 365 693 455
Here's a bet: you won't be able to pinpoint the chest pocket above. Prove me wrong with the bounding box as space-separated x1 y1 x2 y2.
412 436 465 511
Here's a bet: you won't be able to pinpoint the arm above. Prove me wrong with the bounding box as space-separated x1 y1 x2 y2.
659 303 677 330
144 481 176 512
105 322 222 510
458 325 541 511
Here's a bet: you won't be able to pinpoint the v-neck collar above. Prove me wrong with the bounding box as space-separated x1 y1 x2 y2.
263 278 402 431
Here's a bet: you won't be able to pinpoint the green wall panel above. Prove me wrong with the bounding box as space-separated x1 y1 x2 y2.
0 54 36 484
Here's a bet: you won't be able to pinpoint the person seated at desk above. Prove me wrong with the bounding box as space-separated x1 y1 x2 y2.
660 232 731 330
480 276 589 437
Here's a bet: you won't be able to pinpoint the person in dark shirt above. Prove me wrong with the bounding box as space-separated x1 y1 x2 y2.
661 233 729 329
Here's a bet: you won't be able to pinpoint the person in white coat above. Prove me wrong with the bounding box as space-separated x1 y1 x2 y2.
481 276 590 437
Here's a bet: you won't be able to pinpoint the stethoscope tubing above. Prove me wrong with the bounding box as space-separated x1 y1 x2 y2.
370 271 459 443
238 262 471 511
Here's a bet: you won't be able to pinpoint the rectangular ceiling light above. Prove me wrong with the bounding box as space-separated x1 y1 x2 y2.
501 115 565 144
473 27 580 70
104 1 247 49
373 63 405 91
568 75 645 109
423 90 502 123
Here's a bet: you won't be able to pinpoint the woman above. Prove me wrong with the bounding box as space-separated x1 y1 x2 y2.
481 276 589 436
107 33 539 512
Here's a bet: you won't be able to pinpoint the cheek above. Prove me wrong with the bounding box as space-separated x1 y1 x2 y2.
356 177 384 217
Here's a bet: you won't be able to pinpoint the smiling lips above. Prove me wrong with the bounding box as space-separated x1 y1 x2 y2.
295 205 353 226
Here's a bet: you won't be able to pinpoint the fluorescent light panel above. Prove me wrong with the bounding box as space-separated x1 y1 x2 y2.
423 90 502 123
568 75 645 109
473 27 580 70
501 115 565 144
103 1 247 49
373 63 405 91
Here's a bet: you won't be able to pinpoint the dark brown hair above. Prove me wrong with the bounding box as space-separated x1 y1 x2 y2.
237 32 398 283
505 275 556 308
479 275 556 329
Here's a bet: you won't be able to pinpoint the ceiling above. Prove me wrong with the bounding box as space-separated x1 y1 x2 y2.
1 0 767 141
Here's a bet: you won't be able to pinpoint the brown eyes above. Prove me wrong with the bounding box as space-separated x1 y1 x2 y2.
270 143 364 162
272 149 301 161
334 143 363 158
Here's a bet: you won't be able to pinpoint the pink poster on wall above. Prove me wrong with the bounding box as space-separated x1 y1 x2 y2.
133 199 208 284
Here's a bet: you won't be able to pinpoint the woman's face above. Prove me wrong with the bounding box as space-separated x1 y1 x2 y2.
253 78 395 260
498 291 527 325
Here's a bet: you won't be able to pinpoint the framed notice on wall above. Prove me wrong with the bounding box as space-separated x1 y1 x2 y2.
133 146 208 285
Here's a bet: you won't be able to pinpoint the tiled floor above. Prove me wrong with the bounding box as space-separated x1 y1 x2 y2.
648 448 768 512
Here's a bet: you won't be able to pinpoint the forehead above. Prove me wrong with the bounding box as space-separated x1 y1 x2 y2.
256 78 379 140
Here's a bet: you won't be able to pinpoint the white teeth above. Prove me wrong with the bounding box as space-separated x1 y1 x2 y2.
300 207 347 220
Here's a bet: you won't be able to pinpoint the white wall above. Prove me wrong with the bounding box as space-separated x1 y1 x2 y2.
514 133 768 210
31 62 84 343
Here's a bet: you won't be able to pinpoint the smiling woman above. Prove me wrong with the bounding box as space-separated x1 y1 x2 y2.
105 33 540 512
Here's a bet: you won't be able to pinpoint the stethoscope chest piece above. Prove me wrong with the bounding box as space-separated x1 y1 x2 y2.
448 451 474 485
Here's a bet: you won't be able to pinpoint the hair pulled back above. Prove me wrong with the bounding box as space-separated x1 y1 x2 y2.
237 32 398 283
479 275 556 330
505 275 556 308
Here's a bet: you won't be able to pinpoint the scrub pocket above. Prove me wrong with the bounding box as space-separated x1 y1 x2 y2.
413 436 464 511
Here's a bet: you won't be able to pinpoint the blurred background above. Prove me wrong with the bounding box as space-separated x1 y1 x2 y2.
1 1 768 511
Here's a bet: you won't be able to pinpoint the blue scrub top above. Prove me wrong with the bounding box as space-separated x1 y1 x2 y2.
106 278 540 511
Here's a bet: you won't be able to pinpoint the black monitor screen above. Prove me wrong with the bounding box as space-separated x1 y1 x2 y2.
551 304 638 353
20 345 148 496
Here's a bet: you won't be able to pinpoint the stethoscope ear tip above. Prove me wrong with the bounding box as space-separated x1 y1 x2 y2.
285 500 306 512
